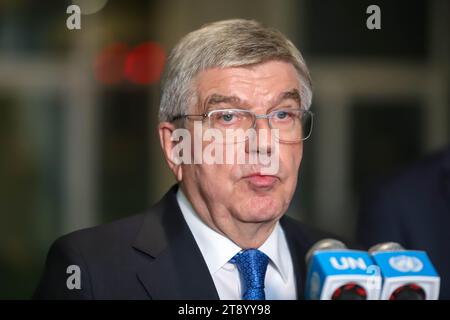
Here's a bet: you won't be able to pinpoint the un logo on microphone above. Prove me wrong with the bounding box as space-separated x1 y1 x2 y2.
389 255 423 273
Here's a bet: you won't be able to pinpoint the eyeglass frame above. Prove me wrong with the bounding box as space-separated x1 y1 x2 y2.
170 108 314 142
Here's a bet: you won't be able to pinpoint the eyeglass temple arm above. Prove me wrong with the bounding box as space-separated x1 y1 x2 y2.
170 114 207 121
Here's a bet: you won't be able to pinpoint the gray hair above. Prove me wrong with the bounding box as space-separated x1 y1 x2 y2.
158 19 312 122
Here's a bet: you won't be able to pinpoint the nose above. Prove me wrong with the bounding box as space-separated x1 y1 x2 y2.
254 115 271 131
246 116 273 155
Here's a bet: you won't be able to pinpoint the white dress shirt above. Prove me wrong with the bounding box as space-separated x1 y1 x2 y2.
176 189 297 300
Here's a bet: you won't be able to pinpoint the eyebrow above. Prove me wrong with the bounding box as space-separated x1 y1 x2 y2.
277 89 301 106
203 94 242 110
203 89 301 111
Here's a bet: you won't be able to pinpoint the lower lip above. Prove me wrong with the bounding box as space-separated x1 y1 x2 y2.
245 175 278 188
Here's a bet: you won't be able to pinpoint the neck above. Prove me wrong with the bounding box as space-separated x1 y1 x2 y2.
217 219 278 249
180 184 278 249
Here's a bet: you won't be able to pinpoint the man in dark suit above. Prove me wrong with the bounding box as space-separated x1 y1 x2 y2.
34 185 329 299
35 19 327 300
357 145 450 299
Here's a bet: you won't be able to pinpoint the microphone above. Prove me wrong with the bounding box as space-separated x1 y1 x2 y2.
369 242 440 300
305 239 382 300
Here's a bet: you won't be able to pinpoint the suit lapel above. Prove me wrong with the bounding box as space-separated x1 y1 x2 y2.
132 186 219 300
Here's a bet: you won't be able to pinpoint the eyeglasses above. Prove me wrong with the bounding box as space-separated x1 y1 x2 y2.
171 108 314 143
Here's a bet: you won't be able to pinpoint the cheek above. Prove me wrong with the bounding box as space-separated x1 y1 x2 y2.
194 164 237 193
280 144 302 176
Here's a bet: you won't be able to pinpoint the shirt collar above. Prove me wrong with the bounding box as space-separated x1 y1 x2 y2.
176 188 290 282
258 223 290 282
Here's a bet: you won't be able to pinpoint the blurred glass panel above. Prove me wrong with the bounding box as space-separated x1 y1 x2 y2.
350 99 424 195
304 0 428 60
0 1 71 55
0 90 63 298
99 86 151 223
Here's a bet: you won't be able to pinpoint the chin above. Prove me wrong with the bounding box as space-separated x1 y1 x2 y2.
239 197 285 223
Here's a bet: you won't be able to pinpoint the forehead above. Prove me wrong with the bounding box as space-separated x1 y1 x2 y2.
195 60 300 104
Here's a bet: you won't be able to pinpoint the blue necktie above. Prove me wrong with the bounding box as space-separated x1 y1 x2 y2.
230 249 269 300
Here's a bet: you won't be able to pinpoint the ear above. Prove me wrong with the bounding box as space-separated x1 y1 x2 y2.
158 121 183 182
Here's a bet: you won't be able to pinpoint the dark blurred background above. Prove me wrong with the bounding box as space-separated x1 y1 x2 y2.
0 0 448 298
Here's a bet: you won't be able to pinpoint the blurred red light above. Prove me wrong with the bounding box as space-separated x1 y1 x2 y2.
94 43 129 85
124 42 166 85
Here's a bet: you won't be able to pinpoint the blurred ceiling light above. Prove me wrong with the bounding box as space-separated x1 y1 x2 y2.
124 42 166 85
94 43 129 85
72 0 108 15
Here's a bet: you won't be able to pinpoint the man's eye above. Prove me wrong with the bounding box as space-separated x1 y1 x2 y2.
275 111 289 119
221 113 235 122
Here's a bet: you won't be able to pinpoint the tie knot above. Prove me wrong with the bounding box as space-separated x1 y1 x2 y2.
230 249 269 300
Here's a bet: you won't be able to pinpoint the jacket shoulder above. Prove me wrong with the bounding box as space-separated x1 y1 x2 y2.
56 212 146 251
34 212 150 299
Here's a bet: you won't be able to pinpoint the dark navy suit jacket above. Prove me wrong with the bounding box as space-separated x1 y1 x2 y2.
357 145 450 299
34 185 331 299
